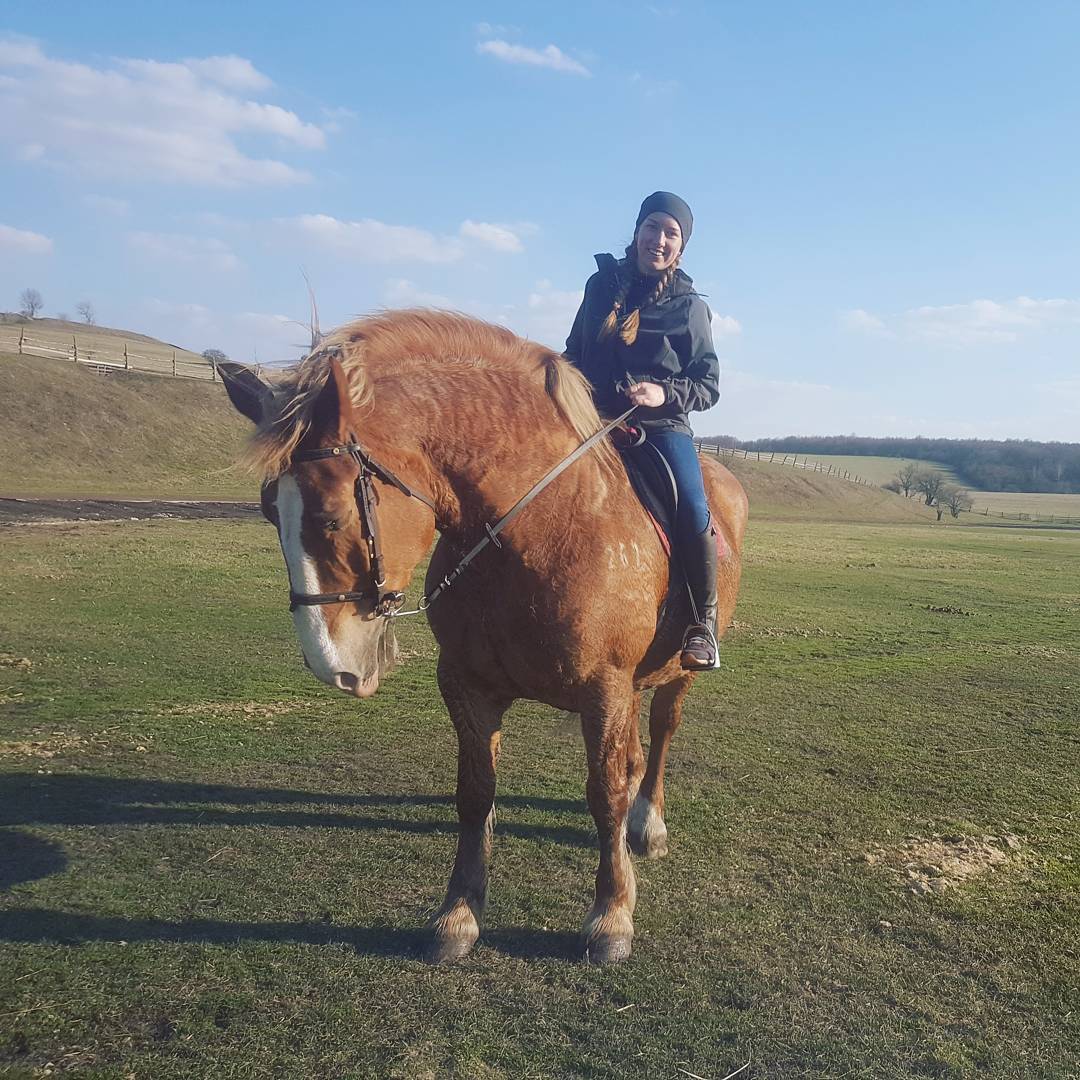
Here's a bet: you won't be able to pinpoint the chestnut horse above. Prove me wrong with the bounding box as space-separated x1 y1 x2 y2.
223 310 747 964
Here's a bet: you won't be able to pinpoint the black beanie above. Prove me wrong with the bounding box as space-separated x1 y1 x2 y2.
635 191 693 248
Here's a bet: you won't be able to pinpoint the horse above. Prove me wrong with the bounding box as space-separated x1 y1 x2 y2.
222 309 747 964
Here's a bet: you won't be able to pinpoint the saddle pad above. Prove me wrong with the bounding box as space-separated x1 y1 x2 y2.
619 439 677 559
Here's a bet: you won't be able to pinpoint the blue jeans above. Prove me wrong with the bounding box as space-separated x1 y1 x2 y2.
647 430 711 537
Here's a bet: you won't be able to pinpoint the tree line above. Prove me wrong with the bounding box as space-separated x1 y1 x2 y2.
720 434 1080 493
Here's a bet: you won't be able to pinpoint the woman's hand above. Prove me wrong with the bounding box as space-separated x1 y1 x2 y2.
626 381 666 408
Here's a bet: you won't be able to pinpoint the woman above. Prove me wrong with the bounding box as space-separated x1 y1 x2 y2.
564 191 721 670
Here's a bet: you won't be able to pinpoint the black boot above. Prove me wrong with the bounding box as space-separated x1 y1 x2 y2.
679 519 719 671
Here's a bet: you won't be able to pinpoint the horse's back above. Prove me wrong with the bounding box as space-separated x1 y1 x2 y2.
701 455 748 555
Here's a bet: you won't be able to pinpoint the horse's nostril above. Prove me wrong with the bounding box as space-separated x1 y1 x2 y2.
334 671 359 693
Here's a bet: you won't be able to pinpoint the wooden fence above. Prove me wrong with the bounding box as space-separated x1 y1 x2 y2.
693 441 875 486
693 440 1080 526
1 325 219 382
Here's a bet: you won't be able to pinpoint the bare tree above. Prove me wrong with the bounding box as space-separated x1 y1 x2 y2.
19 288 43 319
941 485 974 519
882 479 903 494
895 461 920 497
76 301 96 325
914 469 946 507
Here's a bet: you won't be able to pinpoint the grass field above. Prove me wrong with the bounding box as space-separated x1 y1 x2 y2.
0 353 251 500
967 490 1080 520
777 454 957 487
1 516 1077 1079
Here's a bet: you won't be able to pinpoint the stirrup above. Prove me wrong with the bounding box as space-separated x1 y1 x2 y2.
680 624 720 671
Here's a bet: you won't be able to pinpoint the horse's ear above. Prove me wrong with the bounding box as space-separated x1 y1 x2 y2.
311 355 354 437
220 362 269 425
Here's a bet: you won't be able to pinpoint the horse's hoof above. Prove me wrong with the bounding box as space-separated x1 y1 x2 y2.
423 933 476 965
627 796 669 859
425 900 480 964
583 934 633 965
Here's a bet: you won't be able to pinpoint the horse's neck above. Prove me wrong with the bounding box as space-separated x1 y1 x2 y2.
365 374 622 540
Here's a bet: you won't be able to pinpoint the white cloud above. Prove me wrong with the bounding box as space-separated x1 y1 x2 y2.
0 38 324 187
282 215 532 262
477 39 590 77
182 54 272 92
0 222 53 254
844 296 1080 346
128 231 241 272
83 194 129 217
518 279 583 348
284 214 464 263
143 299 306 363
383 278 454 308
711 313 742 337
459 219 526 253
841 308 887 333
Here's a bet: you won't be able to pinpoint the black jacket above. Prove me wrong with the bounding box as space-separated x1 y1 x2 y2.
563 253 720 434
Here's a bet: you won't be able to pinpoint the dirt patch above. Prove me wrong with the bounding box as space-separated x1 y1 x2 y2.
0 654 33 670
0 729 103 759
729 619 841 640
864 834 1023 895
161 700 308 720
0 497 260 525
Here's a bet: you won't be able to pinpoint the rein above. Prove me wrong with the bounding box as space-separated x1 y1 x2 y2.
286 408 634 619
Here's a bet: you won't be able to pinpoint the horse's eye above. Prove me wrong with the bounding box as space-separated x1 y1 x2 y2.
325 519 340 533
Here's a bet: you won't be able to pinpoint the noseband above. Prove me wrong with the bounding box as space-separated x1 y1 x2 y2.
286 438 436 616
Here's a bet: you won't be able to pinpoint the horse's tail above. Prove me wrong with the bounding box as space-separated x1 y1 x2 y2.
542 354 619 469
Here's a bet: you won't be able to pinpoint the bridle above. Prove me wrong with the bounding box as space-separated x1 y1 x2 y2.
282 406 635 620
285 437 436 617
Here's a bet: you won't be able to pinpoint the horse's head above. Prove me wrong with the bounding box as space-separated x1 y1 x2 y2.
222 358 435 698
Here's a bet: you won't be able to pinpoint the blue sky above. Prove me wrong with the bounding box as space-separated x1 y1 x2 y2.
2 1 1078 440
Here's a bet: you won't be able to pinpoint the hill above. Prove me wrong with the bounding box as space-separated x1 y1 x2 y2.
1 351 936 524
0 315 212 380
711 434 1080 494
713 454 934 524
0 353 250 499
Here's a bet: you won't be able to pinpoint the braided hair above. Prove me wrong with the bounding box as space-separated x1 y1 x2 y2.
597 239 680 346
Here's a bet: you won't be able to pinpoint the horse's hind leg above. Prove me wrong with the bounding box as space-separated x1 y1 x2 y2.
426 659 510 964
628 674 693 859
580 692 638 964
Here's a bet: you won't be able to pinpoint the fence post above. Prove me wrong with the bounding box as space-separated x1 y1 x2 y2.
124 343 129 370
211 358 217 382
172 349 177 376
72 334 78 362
18 327 24 354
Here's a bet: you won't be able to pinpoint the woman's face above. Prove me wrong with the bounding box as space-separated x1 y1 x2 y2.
635 211 683 275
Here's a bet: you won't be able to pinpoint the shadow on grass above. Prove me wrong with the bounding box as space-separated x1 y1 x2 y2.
0 773 590 845
0 775 595 960
0 906 584 961
0 831 68 890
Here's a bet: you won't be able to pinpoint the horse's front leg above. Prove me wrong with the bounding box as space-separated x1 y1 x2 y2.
426 659 510 964
628 674 693 859
580 694 638 964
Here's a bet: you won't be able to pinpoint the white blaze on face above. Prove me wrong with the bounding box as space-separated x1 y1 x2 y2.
275 474 345 683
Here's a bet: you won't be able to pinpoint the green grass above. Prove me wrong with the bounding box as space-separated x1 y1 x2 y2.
1 516 1078 1078
968 490 1080 521
775 454 957 487
0 353 252 499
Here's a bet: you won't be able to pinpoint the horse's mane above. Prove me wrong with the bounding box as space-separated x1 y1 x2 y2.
245 309 614 478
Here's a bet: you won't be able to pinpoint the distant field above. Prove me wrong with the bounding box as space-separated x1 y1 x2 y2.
780 454 957 486
969 490 1080 520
